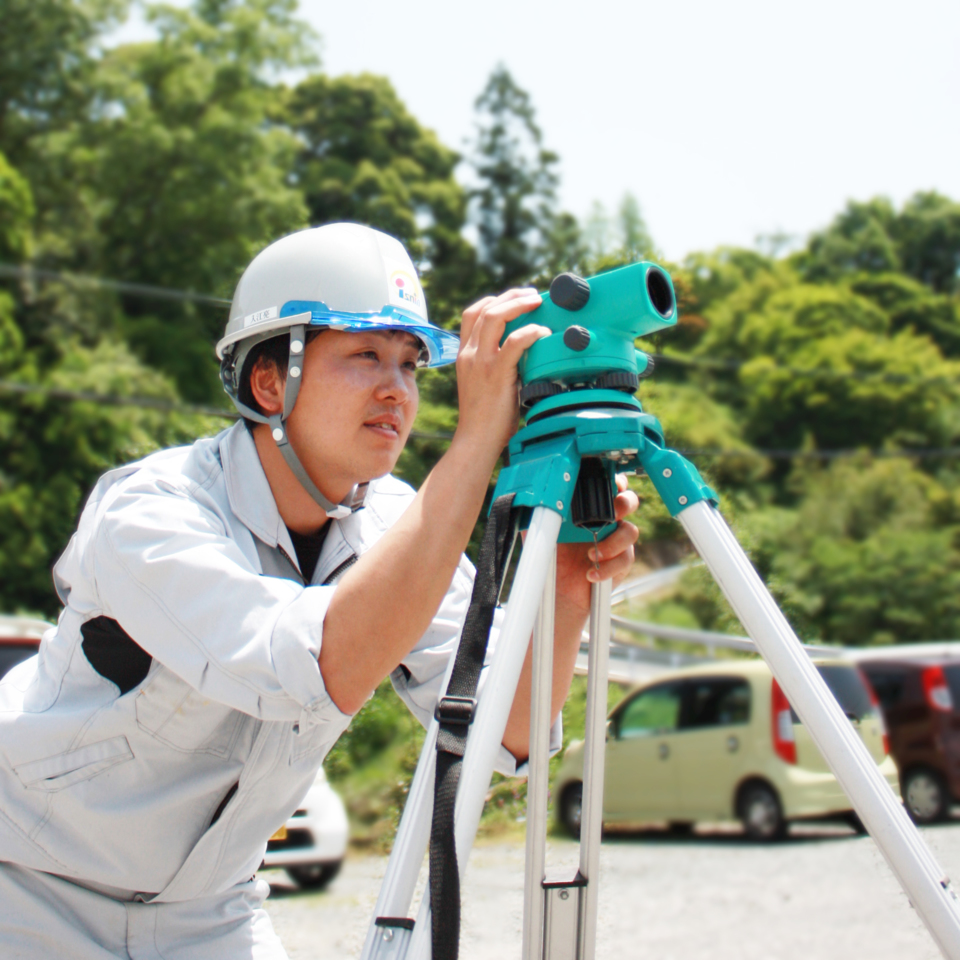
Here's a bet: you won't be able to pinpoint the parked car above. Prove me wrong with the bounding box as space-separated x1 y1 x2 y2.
857 648 960 824
0 615 347 887
554 658 899 841
262 764 349 889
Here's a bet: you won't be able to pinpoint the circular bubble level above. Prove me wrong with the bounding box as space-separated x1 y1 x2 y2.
646 267 675 319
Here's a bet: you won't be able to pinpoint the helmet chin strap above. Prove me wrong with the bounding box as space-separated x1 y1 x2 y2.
229 324 368 521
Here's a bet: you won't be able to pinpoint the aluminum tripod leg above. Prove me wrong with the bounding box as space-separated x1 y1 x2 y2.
680 499 960 960
361 506 564 960
578 578 611 960
522 548 556 960
523 572 611 960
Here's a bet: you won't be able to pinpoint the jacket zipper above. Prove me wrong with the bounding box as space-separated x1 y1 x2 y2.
322 554 358 586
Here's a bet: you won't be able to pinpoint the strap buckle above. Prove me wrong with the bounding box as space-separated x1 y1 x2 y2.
435 695 477 726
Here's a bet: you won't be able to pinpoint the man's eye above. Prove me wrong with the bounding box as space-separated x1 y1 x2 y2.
357 350 378 360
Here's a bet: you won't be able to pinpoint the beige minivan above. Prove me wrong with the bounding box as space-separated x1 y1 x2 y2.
554 659 900 840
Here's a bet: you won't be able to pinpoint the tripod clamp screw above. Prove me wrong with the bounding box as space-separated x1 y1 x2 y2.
435 696 478 726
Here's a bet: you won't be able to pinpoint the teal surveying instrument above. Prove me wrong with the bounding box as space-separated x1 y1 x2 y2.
362 265 960 960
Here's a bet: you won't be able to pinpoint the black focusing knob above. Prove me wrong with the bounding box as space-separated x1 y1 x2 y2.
594 370 639 392
563 325 591 352
519 380 564 407
550 273 591 311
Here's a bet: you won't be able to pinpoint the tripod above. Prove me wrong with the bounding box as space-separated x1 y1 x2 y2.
360 268 960 960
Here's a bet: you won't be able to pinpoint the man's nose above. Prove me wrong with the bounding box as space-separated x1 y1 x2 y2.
375 361 411 401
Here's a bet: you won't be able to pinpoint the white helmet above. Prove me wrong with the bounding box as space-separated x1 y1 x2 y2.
218 223 459 519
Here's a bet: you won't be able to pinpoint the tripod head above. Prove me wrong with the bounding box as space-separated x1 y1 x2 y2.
503 262 678 409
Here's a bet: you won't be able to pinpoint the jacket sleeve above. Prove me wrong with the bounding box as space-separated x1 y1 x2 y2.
389 555 563 778
91 474 350 728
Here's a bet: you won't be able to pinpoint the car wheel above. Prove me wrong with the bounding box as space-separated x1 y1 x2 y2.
738 783 786 841
903 769 948 824
559 782 584 839
285 861 342 890
667 821 694 836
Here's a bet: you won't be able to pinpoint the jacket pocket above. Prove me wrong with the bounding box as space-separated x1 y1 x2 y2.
136 666 242 757
14 736 134 792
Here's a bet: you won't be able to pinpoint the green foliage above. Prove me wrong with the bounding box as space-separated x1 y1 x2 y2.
0 151 34 262
285 72 478 324
799 192 960 295
689 270 960 453
678 457 960 646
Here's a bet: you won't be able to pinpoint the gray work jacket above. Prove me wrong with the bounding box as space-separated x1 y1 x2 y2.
0 423 551 901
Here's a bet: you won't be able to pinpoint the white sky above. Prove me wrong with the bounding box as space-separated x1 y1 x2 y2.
111 0 960 261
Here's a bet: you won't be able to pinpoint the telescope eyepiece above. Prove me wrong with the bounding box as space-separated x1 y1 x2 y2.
550 273 591 311
646 267 675 319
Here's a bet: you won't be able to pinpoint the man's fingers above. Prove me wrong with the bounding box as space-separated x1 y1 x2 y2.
500 323 552 366
614 488 640 521
587 521 639 564
586 544 636 583
476 292 543 354
459 295 497 346
460 287 539 346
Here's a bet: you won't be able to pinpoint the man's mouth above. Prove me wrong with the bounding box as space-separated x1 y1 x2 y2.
364 417 401 437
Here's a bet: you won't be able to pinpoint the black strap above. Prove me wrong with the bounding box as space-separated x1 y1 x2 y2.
430 494 518 960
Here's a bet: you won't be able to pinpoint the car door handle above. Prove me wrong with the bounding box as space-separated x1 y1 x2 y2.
658 743 670 760
727 735 739 753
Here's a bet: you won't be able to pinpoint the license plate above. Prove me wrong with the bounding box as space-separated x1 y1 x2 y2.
270 825 288 842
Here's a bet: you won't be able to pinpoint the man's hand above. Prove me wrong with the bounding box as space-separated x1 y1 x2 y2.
555 474 640 615
453 288 551 466
500 475 640 763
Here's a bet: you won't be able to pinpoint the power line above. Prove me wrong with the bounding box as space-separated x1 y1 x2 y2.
4 379 960 460
0 263 230 307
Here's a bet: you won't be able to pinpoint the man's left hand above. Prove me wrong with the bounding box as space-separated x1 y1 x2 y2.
554 475 640 615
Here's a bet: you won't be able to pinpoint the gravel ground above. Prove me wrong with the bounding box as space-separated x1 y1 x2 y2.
262 821 960 960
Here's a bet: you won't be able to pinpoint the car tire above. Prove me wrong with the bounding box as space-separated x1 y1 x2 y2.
285 860 342 890
667 821 694 836
903 769 949 824
738 782 786 842
559 782 584 839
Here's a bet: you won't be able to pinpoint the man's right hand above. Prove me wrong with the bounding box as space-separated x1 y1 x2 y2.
453 288 551 464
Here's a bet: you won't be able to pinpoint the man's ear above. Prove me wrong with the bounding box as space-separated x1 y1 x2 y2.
249 358 285 416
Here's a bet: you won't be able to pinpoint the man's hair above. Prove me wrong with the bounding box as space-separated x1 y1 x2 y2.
237 330 322 427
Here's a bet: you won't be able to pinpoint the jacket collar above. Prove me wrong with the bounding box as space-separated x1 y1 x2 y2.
220 422 290 553
219 422 363 580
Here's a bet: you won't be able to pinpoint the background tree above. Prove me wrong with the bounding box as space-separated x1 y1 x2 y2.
284 71 478 327
468 66 566 290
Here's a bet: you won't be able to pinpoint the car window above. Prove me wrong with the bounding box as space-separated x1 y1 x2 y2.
860 667 908 710
941 665 960 707
0 643 38 680
617 683 682 738
791 665 874 723
681 678 751 730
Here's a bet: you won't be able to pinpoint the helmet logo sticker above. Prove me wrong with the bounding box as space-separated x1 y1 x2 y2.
389 270 426 318
243 305 279 328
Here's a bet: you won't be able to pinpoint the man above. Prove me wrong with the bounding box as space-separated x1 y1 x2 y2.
0 223 638 958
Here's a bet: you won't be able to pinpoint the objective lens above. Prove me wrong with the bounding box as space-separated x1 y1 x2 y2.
646 268 674 319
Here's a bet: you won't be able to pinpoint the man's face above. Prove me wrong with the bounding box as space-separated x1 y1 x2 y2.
283 328 421 497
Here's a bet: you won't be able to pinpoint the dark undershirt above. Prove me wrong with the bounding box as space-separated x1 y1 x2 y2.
287 523 330 584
